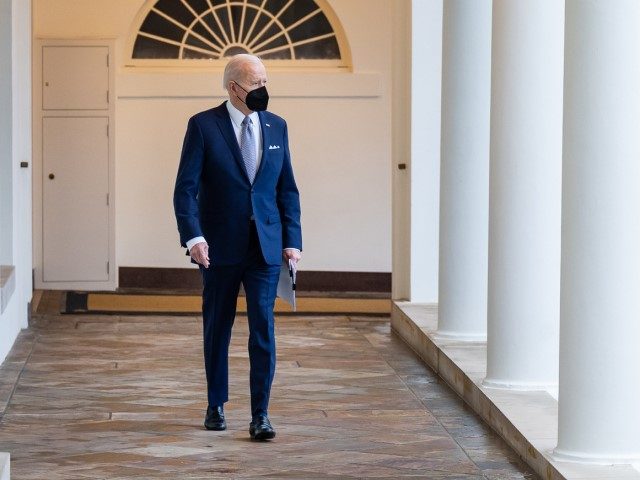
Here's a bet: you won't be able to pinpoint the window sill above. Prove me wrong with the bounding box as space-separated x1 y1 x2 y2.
0 265 15 314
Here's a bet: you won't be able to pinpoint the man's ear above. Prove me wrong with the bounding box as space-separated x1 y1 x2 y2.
230 81 243 98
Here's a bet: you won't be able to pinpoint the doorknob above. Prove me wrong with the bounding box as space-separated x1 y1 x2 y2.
49 173 55 180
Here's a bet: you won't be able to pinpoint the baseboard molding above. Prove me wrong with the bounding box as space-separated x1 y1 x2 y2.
118 267 391 293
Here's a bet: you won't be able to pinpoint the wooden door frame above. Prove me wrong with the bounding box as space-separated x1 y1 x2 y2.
33 38 116 291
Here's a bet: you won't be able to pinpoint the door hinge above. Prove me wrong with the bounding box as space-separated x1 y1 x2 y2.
106 54 109 67
106 261 110 274
106 193 109 205
107 90 110 104
106 124 109 137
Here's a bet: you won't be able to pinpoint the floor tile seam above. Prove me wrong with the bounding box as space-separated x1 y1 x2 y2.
316 467 482 479
0 334 39 423
4 386 209 401
389 327 539 479
366 332 490 476
339 458 485 478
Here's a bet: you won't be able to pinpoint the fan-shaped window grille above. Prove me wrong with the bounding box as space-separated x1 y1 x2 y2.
131 0 347 63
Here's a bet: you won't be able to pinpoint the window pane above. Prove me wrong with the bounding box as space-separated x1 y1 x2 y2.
191 19 223 49
185 0 209 14
140 10 186 42
133 36 180 58
230 6 243 40
279 0 318 26
261 49 292 60
264 0 290 17
202 12 228 46
132 0 343 61
155 0 195 27
183 47 216 59
294 36 340 60
184 34 216 54
288 12 333 43
254 33 288 55
252 23 281 48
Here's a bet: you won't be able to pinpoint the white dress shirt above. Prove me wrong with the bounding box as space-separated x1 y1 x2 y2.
225 100 262 168
186 101 299 254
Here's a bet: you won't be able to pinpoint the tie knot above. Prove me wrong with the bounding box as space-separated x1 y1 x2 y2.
242 116 252 126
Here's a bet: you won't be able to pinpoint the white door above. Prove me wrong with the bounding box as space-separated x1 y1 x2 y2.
40 44 112 284
43 117 110 282
42 46 109 110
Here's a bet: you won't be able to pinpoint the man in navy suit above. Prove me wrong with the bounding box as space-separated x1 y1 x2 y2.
173 54 302 440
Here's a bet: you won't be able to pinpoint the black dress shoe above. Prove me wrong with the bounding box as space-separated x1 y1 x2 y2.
249 413 276 440
204 405 226 431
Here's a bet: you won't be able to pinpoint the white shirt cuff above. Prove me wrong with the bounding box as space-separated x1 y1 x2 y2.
186 236 206 250
283 247 301 253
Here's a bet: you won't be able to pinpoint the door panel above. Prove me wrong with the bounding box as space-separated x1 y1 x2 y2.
43 117 109 282
42 46 109 110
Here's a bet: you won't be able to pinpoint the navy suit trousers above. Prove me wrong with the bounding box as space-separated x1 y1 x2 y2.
199 222 280 417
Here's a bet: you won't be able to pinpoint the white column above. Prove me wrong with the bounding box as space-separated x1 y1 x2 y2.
392 0 443 303
0 0 12 267
437 0 491 340
409 0 442 303
484 1 563 389
12 0 32 326
554 0 640 463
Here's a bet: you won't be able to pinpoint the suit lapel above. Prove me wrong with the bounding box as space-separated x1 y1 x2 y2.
254 111 270 182
214 103 251 184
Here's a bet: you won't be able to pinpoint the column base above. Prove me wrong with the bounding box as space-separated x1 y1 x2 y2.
434 330 487 342
551 447 640 466
482 378 558 392
0 452 9 480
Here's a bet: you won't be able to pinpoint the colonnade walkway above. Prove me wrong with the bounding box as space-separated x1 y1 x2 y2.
0 293 535 479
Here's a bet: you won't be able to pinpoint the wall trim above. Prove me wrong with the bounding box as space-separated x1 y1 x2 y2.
117 71 381 99
118 267 391 293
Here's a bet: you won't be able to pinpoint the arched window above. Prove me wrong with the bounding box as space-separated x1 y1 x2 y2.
129 0 350 67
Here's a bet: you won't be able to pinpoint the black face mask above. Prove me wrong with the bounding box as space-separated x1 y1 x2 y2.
235 83 269 112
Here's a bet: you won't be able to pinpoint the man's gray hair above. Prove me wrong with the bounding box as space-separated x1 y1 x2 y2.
223 54 264 90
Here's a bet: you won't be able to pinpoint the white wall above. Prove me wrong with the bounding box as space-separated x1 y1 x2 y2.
33 0 394 276
0 0 32 364
391 0 411 299
0 0 12 266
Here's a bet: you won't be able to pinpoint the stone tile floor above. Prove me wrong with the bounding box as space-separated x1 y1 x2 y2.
0 301 537 479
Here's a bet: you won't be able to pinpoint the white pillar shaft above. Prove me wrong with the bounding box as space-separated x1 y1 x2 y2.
555 0 640 463
437 0 491 339
485 0 563 388
0 0 12 266
12 0 32 318
408 0 442 303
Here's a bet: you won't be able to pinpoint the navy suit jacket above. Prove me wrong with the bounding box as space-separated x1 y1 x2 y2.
173 102 302 266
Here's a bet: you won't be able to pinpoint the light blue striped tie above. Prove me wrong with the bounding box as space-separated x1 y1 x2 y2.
240 116 257 183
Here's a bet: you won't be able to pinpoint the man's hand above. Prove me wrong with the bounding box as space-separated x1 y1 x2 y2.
283 248 302 264
190 241 210 268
